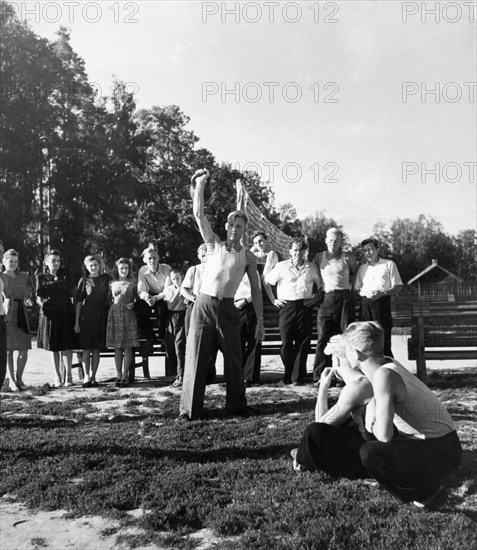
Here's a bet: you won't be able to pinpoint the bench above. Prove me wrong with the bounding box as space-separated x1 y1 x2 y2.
407 301 477 383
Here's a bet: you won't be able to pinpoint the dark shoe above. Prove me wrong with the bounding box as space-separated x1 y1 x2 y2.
90 380 99 387
82 380 92 388
115 379 121 387
244 380 253 388
283 378 292 385
175 413 191 423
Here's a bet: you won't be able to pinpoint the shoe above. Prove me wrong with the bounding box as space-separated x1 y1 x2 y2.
64 381 73 388
17 381 28 391
90 380 99 387
244 380 253 388
52 379 62 389
175 413 191 423
290 448 302 472
10 381 20 392
283 378 292 385
413 486 447 510
292 381 305 386
121 379 129 386
115 379 121 387
172 376 183 388
311 380 320 388
82 380 92 388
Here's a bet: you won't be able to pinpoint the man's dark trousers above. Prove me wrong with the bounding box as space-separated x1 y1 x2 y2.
279 300 313 384
313 290 354 381
360 295 393 357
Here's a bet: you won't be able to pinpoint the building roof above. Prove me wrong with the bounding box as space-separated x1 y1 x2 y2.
407 259 463 285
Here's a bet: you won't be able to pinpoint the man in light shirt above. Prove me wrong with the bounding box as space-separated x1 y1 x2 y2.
137 246 172 342
265 238 323 385
312 228 357 384
178 170 264 421
353 238 403 357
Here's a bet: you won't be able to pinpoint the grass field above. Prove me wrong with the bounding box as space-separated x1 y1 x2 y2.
1 369 476 549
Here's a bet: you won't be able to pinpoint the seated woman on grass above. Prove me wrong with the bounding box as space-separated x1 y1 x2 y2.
294 321 462 510
292 335 373 479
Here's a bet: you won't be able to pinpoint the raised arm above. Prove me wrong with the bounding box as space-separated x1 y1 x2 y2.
192 169 215 243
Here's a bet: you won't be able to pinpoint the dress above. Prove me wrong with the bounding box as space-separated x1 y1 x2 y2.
36 270 76 351
106 280 139 348
0 272 34 351
76 274 111 349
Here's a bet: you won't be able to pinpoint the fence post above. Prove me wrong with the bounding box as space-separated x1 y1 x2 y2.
416 313 427 384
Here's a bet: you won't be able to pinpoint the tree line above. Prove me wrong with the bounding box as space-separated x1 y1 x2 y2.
1 2 475 284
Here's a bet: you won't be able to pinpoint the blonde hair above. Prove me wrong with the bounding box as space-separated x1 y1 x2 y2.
342 321 384 356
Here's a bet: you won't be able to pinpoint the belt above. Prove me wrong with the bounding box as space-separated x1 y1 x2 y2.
199 293 234 303
325 289 350 294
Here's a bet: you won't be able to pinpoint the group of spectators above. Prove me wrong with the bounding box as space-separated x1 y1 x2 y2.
0 216 403 394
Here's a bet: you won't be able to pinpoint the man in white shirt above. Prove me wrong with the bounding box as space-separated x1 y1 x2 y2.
136 246 172 343
353 238 403 357
265 238 323 385
312 228 357 383
178 170 264 421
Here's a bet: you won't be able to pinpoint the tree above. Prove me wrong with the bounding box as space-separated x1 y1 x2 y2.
372 215 464 283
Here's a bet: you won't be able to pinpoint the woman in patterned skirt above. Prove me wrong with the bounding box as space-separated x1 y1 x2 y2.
36 250 76 388
1 249 34 391
74 255 111 387
106 258 139 386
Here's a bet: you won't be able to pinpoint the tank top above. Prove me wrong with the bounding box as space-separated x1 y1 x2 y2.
200 241 253 298
383 360 455 439
319 252 350 291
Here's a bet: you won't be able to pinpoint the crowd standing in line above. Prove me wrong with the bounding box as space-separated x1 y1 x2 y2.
0 216 406 394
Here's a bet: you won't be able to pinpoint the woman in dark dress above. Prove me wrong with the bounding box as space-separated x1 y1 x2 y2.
74 255 111 387
36 250 76 387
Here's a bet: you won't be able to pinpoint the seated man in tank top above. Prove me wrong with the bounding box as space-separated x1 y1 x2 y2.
177 170 264 421
312 227 357 384
341 321 461 509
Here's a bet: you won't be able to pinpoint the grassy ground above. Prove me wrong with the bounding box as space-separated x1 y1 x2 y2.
1 370 476 550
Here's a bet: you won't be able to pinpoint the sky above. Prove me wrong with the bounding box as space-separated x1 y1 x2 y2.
17 0 477 244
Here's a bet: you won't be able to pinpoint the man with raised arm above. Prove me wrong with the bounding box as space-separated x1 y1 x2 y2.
177 170 264 421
